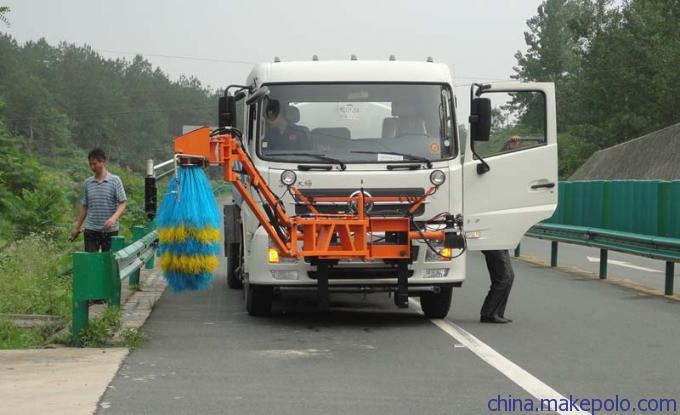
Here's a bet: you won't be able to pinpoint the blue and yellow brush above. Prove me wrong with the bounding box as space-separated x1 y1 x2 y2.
155 165 221 292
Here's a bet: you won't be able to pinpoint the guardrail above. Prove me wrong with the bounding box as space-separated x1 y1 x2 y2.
516 180 679 296
71 224 158 346
517 221 679 296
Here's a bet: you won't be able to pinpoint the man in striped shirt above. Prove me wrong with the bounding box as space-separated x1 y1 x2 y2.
71 148 127 252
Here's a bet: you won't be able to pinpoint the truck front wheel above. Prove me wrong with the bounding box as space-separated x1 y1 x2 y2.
226 243 243 289
245 284 273 316
419 287 452 318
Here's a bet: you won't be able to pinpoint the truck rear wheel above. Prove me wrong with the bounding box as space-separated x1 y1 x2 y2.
419 287 452 318
245 284 273 316
226 243 243 289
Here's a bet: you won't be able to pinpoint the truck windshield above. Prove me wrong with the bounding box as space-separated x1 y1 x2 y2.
258 83 455 164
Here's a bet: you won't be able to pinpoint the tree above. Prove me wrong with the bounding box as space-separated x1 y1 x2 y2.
0 6 9 27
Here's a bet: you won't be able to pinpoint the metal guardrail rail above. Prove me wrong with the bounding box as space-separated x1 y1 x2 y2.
71 224 158 346
518 223 679 296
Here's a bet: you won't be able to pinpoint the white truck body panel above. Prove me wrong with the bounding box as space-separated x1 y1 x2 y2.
231 60 557 292
463 83 558 250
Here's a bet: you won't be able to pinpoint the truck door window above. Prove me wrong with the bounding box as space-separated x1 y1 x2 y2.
235 95 245 133
474 91 546 158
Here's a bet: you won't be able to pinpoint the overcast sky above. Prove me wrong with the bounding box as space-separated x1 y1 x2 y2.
3 0 542 117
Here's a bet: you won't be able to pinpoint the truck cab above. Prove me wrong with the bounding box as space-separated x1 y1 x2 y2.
223 59 557 317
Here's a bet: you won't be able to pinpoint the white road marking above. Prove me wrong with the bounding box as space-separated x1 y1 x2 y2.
586 256 662 273
410 299 589 415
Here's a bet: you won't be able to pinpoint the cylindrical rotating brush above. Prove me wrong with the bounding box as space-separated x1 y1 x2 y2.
155 165 221 292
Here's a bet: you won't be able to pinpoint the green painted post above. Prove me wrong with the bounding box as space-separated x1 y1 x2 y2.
599 249 608 279
514 244 521 258
111 235 126 252
145 221 156 269
109 236 125 307
71 251 118 345
665 261 675 296
71 295 88 347
550 241 558 267
130 225 145 288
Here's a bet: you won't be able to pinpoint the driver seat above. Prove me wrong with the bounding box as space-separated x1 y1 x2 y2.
392 101 426 136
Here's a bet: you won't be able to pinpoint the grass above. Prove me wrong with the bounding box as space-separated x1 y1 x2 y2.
120 328 148 349
0 233 72 320
79 307 121 347
78 307 148 348
0 234 72 348
0 320 43 349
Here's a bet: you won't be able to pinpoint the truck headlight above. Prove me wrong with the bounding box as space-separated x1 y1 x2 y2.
430 170 446 186
425 243 453 261
281 170 297 186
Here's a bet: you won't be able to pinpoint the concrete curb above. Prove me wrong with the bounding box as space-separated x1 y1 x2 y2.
0 266 167 415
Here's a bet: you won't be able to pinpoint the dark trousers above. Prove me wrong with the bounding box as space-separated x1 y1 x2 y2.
480 250 515 318
84 229 118 252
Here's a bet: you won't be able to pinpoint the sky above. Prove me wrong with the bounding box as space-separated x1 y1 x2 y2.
2 0 543 116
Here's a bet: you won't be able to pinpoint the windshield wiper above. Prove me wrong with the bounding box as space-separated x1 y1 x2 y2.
350 151 432 169
270 153 346 170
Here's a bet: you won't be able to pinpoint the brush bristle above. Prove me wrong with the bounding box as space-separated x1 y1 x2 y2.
155 166 221 292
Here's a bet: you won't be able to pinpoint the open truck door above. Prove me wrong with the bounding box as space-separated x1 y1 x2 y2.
463 82 558 250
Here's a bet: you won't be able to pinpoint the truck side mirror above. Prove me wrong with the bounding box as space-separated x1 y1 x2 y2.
469 98 491 141
218 95 236 128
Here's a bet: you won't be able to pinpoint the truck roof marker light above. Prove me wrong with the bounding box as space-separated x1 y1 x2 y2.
268 248 280 263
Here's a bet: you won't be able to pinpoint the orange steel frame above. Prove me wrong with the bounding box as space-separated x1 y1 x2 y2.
174 127 446 261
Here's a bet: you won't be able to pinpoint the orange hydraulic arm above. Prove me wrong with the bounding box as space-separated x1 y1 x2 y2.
174 127 462 261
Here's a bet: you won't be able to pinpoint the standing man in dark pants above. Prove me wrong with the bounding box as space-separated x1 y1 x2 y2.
71 148 127 252
480 250 515 323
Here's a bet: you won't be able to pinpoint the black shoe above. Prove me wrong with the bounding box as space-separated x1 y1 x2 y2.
480 314 509 324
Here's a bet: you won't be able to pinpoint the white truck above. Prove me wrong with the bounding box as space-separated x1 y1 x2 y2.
221 58 558 317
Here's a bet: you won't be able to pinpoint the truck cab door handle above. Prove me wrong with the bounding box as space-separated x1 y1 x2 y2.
531 182 555 189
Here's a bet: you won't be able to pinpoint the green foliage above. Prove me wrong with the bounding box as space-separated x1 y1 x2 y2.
0 233 72 319
515 0 680 178
0 320 43 349
120 327 147 349
0 35 215 171
0 6 9 27
0 122 70 240
79 307 121 347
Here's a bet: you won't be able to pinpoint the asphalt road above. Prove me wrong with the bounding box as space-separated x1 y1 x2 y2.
518 237 680 293
97 252 680 415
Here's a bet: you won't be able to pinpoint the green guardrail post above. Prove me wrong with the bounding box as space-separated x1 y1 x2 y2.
71 251 119 346
129 225 145 288
599 249 608 279
145 221 156 269
110 236 126 307
665 261 675 296
514 244 521 258
550 241 558 267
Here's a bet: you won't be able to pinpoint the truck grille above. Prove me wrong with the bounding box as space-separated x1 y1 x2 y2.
294 188 425 216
